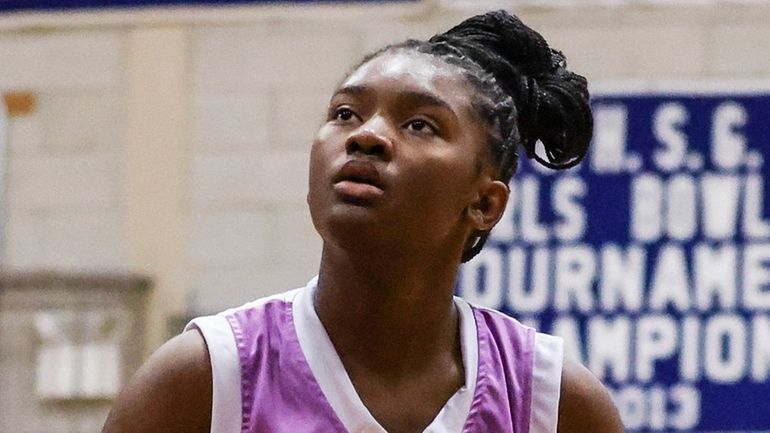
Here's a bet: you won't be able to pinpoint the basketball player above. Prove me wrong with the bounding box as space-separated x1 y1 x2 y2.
103 10 624 433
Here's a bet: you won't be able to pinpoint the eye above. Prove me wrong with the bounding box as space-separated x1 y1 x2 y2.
334 107 355 121
406 119 437 135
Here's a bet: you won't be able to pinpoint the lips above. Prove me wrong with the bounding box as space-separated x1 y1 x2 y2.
334 159 384 189
332 159 385 202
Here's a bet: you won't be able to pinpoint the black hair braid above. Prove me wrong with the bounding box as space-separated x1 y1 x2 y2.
354 10 592 262
430 10 592 173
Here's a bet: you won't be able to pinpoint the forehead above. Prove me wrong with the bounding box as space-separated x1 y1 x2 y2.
340 51 473 108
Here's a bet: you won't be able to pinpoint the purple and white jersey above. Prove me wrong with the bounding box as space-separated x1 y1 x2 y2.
186 277 563 433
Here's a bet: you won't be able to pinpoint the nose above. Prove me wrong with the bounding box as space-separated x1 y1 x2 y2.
345 116 393 160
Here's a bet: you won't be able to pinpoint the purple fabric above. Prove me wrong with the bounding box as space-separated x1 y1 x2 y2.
224 297 536 433
462 308 535 433
226 299 348 432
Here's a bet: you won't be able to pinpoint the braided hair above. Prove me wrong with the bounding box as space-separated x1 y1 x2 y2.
357 10 592 262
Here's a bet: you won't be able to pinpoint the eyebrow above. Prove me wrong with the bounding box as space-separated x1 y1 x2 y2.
332 84 457 116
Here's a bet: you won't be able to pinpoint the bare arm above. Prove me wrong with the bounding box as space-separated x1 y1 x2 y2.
101 330 212 433
557 357 626 433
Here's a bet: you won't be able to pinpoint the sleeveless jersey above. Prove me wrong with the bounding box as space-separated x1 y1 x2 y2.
186 277 564 433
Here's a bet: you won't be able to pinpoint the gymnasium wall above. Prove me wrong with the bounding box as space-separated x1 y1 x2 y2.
1 0 768 362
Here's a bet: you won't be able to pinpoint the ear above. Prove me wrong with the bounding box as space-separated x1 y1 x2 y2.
467 178 509 232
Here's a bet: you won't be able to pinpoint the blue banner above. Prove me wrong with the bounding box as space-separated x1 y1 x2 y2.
459 84 770 432
0 0 411 13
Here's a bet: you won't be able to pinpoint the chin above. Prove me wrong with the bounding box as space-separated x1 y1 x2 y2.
324 205 382 233
313 206 394 250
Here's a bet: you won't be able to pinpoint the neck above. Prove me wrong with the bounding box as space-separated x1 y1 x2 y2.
314 241 463 378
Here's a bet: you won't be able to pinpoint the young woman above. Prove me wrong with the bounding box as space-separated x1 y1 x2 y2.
103 10 624 433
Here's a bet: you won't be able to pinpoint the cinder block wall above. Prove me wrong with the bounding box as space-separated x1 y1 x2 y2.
1 1 769 349
2 31 126 270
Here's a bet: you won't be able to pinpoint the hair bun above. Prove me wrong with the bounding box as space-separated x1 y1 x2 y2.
430 10 592 170
527 57 592 169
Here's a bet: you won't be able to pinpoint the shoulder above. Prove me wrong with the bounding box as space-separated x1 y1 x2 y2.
101 330 212 433
218 287 302 324
557 357 625 433
466 302 533 336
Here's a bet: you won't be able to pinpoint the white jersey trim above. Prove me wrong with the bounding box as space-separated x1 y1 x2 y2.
293 276 479 433
529 332 564 433
185 315 242 433
425 296 478 433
